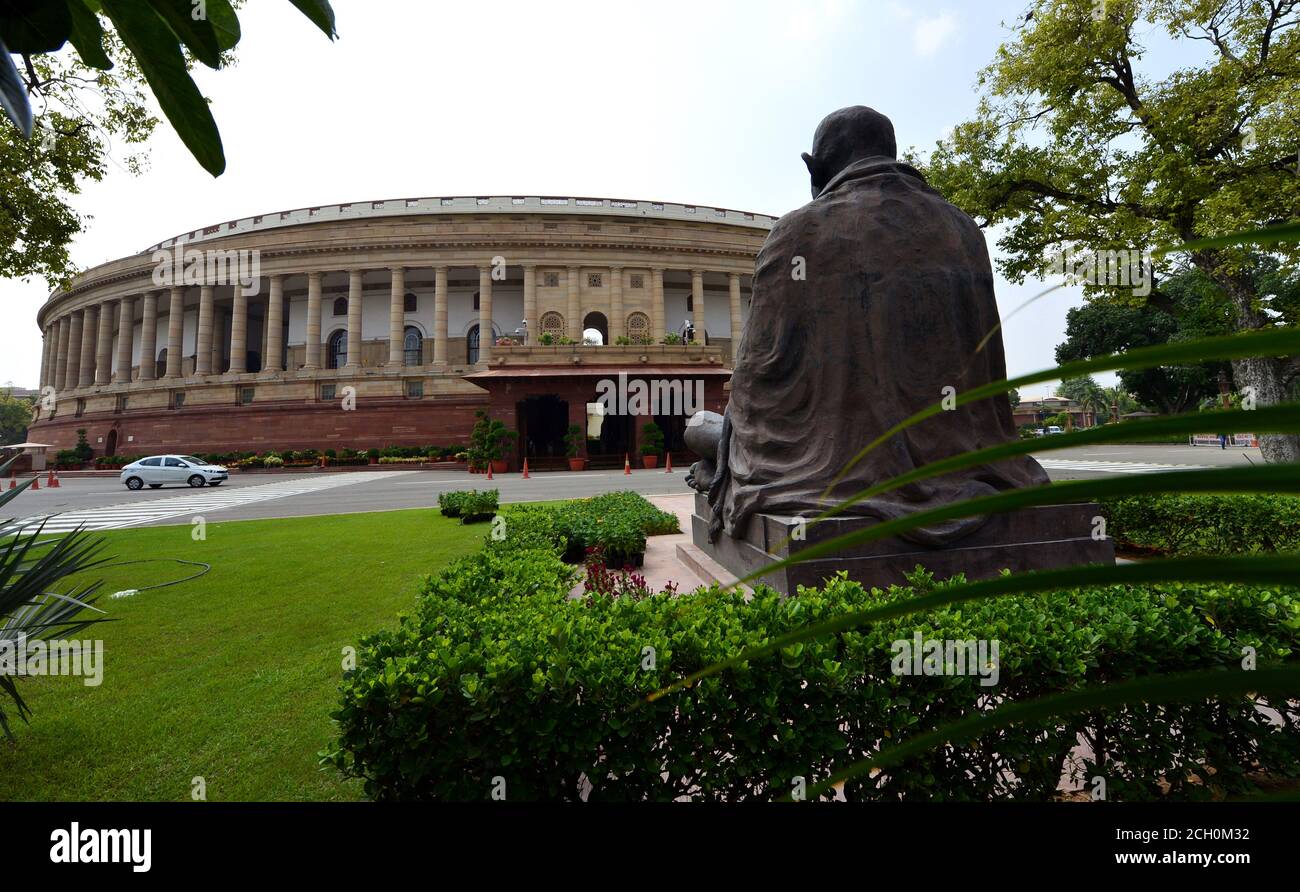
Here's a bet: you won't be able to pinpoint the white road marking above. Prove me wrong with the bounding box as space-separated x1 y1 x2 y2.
13 471 415 532
1036 459 1211 474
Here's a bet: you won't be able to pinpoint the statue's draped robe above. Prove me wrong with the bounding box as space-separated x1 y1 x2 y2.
710 157 1049 544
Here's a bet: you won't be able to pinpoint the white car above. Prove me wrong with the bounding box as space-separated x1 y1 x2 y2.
120 455 229 490
1045 425 1064 435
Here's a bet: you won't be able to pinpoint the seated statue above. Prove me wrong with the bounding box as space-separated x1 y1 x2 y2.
688 106 1049 545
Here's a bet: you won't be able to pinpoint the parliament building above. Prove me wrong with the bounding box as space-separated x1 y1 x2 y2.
29 195 771 468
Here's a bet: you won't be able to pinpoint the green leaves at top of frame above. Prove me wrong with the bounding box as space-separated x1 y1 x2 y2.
0 0 337 176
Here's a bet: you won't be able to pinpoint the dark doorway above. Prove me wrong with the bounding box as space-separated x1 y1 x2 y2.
518 395 569 468
655 413 688 455
105 429 118 457
582 311 608 345
588 393 633 467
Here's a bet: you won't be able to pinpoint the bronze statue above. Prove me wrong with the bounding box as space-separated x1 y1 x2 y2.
688 106 1049 545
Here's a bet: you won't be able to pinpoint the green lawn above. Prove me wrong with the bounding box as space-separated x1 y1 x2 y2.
0 509 485 801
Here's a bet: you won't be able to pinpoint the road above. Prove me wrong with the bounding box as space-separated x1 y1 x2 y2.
4 443 1259 531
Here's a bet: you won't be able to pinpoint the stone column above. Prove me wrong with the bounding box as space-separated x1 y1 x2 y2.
610 267 624 341
346 269 363 368
388 267 405 366
433 266 448 364
94 300 115 385
196 285 215 375
115 296 134 383
728 273 743 352
566 266 581 341
652 268 666 340
211 307 226 373
304 272 323 369
691 270 706 343
53 318 69 392
165 287 184 378
230 285 249 374
477 265 493 364
64 311 83 391
265 276 283 372
522 264 537 345
79 307 98 387
39 329 50 390
139 292 159 381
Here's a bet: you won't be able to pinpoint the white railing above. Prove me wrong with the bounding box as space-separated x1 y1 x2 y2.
142 195 778 253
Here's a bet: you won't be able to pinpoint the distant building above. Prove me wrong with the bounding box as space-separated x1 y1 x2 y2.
1013 396 1096 429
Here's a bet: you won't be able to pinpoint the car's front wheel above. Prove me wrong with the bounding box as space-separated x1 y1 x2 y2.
125 477 144 491
187 475 206 488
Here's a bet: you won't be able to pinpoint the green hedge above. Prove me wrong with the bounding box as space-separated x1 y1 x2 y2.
1101 493 1300 555
438 489 499 523
326 526 1300 801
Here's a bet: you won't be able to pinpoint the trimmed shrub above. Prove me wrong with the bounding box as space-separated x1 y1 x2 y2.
439 490 498 522
326 548 1300 801
1101 494 1300 555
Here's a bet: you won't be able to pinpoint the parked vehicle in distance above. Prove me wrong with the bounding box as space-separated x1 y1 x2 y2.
1033 428 1046 437
120 455 229 490
1045 425 1064 435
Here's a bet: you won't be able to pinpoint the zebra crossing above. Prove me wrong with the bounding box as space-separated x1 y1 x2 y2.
13 471 414 533
1036 458 1211 475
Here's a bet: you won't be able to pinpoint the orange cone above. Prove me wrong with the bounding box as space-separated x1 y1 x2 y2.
51 470 60 488
624 453 632 475
7 473 15 490
46 469 55 487
486 461 494 480
522 458 530 479
664 453 673 473
30 475 39 491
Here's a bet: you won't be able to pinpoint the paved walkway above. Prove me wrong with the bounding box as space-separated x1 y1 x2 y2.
641 494 703 594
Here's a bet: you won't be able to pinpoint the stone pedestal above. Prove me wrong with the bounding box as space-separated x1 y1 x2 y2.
691 493 1114 595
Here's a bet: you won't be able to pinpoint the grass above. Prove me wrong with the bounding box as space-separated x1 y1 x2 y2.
0 508 485 801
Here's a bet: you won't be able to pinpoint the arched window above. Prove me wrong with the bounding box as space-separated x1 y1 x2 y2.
403 326 423 366
466 323 501 364
539 311 565 340
327 330 347 369
332 297 348 317
404 292 418 313
467 324 481 364
626 312 650 343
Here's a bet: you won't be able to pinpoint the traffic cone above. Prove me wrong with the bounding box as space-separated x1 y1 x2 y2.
51 469 60 488
485 461 494 480
624 453 632 475
664 453 673 473
521 458 530 479
7 473 15 490
30 475 39 491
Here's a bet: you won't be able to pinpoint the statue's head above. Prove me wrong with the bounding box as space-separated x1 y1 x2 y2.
801 106 897 198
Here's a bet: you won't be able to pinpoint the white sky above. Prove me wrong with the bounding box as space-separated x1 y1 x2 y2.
1 0 1110 397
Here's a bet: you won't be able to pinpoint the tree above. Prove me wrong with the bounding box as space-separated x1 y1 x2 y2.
0 388 33 444
1056 375 1109 423
1008 387 1021 409
0 1 337 286
913 0 1300 462
1053 267 1266 412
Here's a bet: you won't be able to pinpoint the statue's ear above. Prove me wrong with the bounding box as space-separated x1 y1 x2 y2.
802 152 825 196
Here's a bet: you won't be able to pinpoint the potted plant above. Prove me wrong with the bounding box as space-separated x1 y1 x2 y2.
367 447 380 465
639 422 664 469
661 332 683 345
483 419 517 474
565 424 586 471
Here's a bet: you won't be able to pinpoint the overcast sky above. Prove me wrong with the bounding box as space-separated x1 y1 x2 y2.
2 0 1110 396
